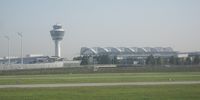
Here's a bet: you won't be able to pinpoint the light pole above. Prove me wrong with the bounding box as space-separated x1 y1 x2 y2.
4 35 10 65
17 32 23 64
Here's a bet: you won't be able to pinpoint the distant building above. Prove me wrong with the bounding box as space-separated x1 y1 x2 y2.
0 53 67 64
189 52 200 57
0 55 50 64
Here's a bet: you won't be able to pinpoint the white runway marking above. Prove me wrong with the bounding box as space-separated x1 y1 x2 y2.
0 81 200 88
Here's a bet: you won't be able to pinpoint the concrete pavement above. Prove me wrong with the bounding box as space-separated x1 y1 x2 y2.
0 81 200 88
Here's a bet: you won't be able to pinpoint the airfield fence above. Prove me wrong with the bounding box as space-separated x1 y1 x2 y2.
0 65 200 75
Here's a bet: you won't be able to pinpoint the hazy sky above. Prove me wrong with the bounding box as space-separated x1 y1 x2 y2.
0 0 200 59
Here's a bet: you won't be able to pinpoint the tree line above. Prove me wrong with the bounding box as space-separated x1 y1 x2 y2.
73 55 200 65
146 55 200 65
73 55 117 65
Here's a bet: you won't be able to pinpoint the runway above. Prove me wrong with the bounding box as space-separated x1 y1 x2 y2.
0 81 200 88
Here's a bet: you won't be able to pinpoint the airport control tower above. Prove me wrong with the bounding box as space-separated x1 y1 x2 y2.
50 24 65 57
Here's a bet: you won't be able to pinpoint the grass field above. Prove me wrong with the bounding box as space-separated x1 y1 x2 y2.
0 72 200 100
0 72 200 85
0 84 200 100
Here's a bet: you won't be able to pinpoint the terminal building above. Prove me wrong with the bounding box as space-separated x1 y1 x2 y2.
80 47 177 64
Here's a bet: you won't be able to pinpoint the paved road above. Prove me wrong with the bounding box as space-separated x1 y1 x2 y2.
0 81 200 88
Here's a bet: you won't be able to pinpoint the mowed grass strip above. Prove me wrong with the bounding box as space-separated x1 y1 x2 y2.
0 84 200 100
0 72 200 85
